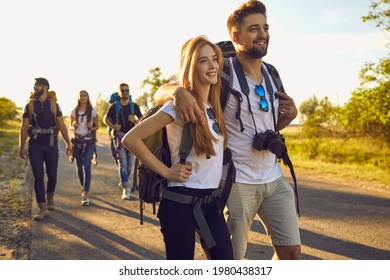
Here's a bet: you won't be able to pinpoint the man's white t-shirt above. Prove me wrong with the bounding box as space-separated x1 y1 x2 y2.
222 58 283 184
162 101 224 190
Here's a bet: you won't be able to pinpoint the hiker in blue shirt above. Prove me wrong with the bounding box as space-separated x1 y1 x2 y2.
103 83 142 200
123 36 233 260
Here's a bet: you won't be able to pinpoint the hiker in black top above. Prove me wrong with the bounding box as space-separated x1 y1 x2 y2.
103 83 142 200
19 77 71 221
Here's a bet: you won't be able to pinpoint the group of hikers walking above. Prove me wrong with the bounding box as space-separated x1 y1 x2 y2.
19 0 301 260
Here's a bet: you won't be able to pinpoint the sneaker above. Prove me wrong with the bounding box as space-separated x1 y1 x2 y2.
121 188 131 200
46 193 55 210
34 203 49 221
131 187 137 193
81 193 90 206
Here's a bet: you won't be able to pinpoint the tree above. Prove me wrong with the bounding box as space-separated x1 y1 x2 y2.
136 67 176 112
300 95 341 138
94 93 109 128
0 97 17 126
361 0 390 32
342 1 390 142
299 94 318 123
343 57 390 142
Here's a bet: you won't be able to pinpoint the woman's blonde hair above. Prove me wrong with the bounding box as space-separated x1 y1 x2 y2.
179 36 227 157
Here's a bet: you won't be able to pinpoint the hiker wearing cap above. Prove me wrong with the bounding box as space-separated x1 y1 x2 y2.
103 83 142 200
19 77 72 221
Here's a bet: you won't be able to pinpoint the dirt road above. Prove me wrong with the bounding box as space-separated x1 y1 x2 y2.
29 134 390 260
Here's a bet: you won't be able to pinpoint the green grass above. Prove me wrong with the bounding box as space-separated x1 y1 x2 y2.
0 120 20 155
282 125 390 188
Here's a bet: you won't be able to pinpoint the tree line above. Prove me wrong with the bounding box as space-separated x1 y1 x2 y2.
2 1 388 145
299 0 389 144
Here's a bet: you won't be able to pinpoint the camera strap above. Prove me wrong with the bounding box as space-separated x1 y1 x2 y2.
232 56 300 217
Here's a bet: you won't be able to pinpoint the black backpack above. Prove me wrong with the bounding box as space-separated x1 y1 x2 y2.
132 106 194 225
216 41 300 216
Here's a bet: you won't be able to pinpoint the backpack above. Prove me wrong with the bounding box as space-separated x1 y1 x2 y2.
28 91 58 127
108 92 135 164
107 92 135 136
132 105 236 230
28 91 59 146
131 105 172 224
216 41 300 216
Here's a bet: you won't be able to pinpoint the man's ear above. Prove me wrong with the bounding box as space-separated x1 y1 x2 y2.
232 31 239 44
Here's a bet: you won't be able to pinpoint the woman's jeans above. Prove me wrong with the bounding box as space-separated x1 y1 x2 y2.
28 142 59 203
117 145 133 188
75 143 95 192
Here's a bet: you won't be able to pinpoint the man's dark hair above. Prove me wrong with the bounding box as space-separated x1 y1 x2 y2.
35 77 50 89
227 0 267 34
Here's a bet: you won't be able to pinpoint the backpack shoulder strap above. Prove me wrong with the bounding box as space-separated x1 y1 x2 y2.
46 91 58 126
220 57 233 111
221 57 245 132
129 95 135 115
263 61 285 93
28 99 34 124
49 98 58 126
179 124 193 164
115 100 121 120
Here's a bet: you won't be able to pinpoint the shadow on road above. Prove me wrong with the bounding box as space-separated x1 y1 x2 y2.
246 182 390 260
92 196 160 227
32 208 164 260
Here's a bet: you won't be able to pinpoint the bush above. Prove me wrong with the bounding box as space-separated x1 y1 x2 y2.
285 131 390 170
0 97 17 126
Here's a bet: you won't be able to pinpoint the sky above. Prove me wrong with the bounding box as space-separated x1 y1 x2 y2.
0 0 388 123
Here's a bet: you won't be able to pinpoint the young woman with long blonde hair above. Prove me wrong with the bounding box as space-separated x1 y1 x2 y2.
123 36 233 259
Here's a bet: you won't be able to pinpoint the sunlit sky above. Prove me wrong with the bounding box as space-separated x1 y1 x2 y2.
0 0 388 123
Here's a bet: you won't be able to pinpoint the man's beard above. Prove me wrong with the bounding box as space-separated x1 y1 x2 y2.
34 89 44 97
246 45 268 59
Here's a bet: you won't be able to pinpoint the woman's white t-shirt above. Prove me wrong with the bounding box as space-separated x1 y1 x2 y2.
71 109 97 136
161 101 224 190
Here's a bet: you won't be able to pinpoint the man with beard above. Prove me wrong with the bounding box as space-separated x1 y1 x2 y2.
103 83 142 200
154 1 301 260
19 77 71 221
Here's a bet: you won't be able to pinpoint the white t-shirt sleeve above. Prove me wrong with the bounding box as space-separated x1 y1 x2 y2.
161 100 179 122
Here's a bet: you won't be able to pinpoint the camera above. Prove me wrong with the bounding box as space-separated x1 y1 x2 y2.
252 130 286 157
